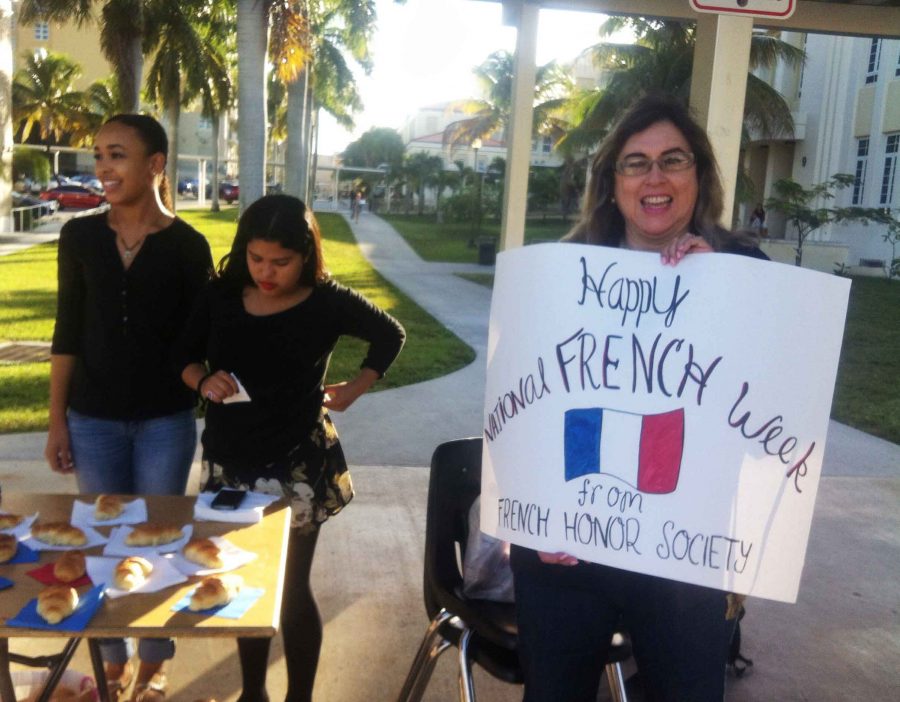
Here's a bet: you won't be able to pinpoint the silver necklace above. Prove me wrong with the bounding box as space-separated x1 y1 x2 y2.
118 236 145 260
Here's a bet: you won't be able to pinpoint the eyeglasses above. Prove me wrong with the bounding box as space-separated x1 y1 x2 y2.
615 151 696 176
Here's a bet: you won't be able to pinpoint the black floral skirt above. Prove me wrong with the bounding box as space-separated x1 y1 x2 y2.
200 409 353 533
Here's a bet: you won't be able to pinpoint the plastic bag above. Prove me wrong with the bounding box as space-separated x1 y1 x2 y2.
12 669 98 702
462 496 515 602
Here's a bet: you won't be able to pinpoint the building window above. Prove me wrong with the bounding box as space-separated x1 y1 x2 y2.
853 138 869 205
865 38 880 84
880 133 898 205
541 136 552 154
34 21 49 41
896 48 900 77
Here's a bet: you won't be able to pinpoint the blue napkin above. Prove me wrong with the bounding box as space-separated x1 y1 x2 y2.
172 587 265 619
6 583 106 631
0 577 12 591
7 542 40 564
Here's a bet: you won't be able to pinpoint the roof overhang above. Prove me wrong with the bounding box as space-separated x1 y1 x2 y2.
480 0 900 39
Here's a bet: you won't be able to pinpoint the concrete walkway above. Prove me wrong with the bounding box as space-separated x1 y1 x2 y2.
1 211 898 701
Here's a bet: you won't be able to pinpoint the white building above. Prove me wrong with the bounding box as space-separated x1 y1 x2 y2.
745 32 899 270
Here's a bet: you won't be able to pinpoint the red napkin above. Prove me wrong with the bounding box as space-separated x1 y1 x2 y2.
26 562 93 587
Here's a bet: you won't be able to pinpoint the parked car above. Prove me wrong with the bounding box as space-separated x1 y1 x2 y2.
177 177 199 196
69 174 104 192
219 181 239 204
39 184 106 210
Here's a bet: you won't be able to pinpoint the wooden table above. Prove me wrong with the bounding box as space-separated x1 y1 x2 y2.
0 493 291 702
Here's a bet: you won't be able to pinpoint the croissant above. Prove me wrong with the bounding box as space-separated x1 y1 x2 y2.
53 550 86 583
37 585 78 624
114 556 154 591
32 522 87 547
189 574 243 611
94 494 124 521
0 513 23 530
183 538 223 569
0 533 17 563
125 523 183 547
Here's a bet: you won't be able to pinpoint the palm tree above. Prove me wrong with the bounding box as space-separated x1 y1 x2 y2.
561 18 805 152
12 51 91 147
144 0 231 210
19 0 145 113
84 77 121 129
443 50 572 150
236 0 309 210
403 152 443 215
197 25 235 214
278 0 374 201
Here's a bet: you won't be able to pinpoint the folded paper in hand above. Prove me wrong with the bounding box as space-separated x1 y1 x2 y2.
223 374 252 404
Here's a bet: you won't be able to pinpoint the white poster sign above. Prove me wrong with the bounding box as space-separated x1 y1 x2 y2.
480 244 850 603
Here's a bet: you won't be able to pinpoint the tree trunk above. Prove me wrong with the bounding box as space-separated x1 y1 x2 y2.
237 0 268 211
283 68 307 198
307 107 319 205
119 36 143 113
0 1 13 231
210 113 221 212
165 98 179 213
302 96 316 203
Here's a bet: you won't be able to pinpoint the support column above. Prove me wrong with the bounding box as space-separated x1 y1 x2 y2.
689 12 753 228
0 1 12 231
499 0 538 252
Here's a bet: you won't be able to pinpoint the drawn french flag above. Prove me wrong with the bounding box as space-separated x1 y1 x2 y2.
564 407 685 494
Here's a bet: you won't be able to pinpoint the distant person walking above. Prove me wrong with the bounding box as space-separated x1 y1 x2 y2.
750 203 766 235
351 191 363 222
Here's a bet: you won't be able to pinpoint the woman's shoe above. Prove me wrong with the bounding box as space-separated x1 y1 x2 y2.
105 661 134 701
131 672 167 701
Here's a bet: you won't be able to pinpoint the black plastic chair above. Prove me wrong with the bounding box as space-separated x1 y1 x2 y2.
397 437 631 702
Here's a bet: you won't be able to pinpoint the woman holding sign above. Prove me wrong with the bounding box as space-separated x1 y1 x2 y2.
510 94 766 702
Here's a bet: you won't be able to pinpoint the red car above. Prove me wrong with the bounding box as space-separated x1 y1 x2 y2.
40 185 106 210
219 181 239 204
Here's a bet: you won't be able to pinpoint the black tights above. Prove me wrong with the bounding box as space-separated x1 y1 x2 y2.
237 528 321 702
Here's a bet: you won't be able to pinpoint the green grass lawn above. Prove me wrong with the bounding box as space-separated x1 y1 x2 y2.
381 213 573 263
383 213 900 445
831 276 900 444
0 210 474 433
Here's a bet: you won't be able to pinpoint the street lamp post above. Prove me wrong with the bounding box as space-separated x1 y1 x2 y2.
470 138 482 247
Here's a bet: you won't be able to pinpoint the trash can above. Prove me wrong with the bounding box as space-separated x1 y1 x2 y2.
477 237 497 266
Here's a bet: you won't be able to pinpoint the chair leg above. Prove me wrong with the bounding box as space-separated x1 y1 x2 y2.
397 610 455 702
605 661 628 702
406 639 452 702
457 628 476 702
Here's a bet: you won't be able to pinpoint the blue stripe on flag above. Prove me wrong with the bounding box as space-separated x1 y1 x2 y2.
564 408 602 481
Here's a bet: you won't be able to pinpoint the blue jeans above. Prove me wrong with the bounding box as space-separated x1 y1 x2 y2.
68 409 197 664
68 409 196 496
511 546 730 702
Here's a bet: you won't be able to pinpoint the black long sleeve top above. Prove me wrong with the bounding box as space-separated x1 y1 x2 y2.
176 278 406 468
51 213 213 420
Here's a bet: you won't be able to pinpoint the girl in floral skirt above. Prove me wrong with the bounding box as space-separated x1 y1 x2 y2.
178 195 405 702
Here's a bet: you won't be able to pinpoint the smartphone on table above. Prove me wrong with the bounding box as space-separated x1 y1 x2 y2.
211 488 247 511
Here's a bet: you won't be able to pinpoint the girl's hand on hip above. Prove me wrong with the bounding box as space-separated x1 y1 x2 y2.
323 369 380 412
201 371 239 404
661 232 713 266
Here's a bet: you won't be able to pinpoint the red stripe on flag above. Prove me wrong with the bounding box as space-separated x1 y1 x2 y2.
637 409 684 494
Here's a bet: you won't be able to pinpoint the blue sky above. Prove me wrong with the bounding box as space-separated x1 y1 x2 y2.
315 0 614 155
